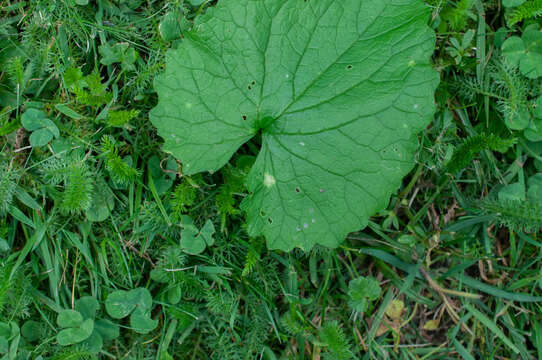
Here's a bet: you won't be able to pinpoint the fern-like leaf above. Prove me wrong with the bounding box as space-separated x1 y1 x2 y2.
446 134 516 173
477 198 542 233
508 0 542 25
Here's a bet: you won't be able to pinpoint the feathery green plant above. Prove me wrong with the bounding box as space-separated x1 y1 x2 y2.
477 198 542 232
100 135 139 185
508 0 542 25
446 134 516 173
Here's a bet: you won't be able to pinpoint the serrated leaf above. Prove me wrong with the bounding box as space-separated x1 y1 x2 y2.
150 0 438 251
347 276 381 313
386 300 405 321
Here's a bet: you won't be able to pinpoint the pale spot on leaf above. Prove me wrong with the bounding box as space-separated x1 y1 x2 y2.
263 173 276 187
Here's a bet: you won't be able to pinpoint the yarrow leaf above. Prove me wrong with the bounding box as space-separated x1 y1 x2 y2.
151 0 438 251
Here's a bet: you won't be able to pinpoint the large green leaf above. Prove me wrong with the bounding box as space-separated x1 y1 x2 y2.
151 0 438 251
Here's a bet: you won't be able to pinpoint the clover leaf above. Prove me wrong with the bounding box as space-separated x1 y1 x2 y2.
503 25 542 79
150 0 438 251
347 276 381 314
99 42 138 72
105 288 157 334
56 310 94 346
21 108 59 147
179 216 216 255
56 296 119 353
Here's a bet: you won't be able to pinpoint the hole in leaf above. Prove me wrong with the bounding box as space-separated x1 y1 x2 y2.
295 187 301 193
242 115 247 121
268 218 273 224
260 210 266 217
346 65 353 70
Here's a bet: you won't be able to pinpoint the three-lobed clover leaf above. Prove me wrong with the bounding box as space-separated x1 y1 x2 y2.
347 276 381 313
56 310 94 346
180 216 216 255
21 108 59 147
56 296 119 353
105 288 158 334
150 0 438 251
503 24 542 79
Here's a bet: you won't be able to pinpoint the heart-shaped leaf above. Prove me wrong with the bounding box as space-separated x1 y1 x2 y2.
94 319 120 341
150 0 438 251
503 25 542 79
21 109 59 147
75 296 99 320
130 308 159 334
57 318 94 346
105 287 154 324
180 216 216 254
57 310 84 328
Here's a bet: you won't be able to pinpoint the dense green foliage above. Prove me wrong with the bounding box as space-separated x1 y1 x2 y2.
2 0 542 359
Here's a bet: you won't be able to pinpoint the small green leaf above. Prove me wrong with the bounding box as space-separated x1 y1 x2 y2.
21 108 47 131
21 109 59 147
94 319 119 341
21 321 42 342
29 129 53 147
105 287 154 319
75 296 99 320
55 103 84 120
148 156 177 195
57 310 83 328
85 178 114 222
181 226 205 255
159 11 182 42
130 308 158 334
347 276 381 313
80 330 103 354
167 284 182 305
105 291 136 319
57 318 94 346
199 220 215 246
503 26 542 79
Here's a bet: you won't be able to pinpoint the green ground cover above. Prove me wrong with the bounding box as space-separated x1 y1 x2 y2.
2 0 542 359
